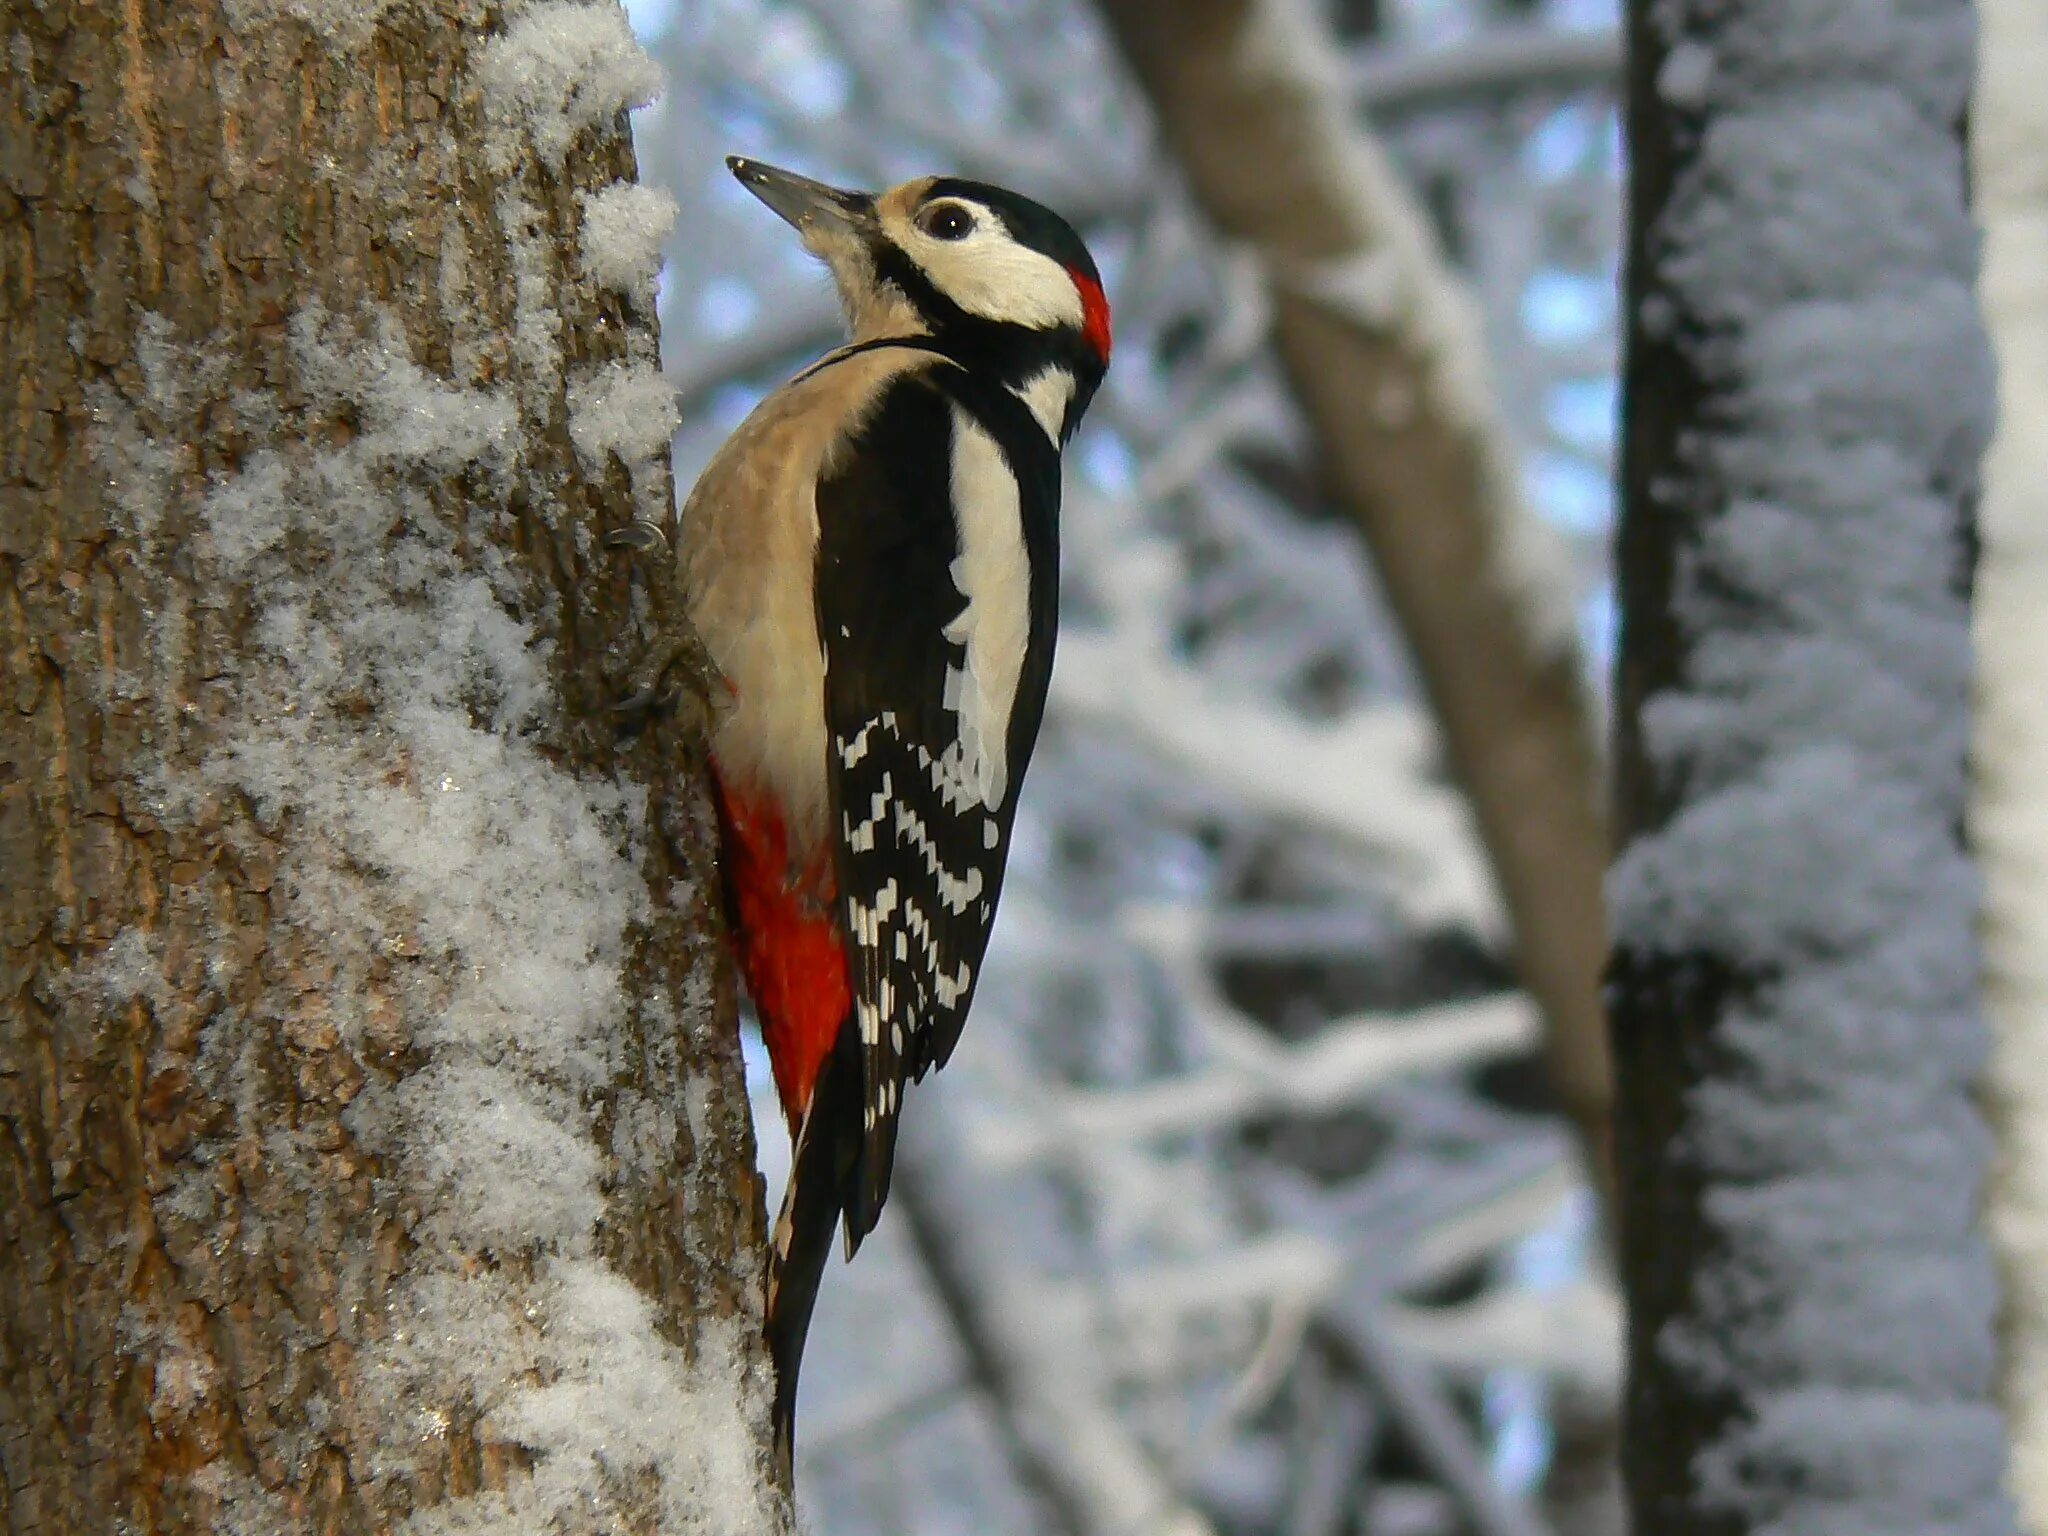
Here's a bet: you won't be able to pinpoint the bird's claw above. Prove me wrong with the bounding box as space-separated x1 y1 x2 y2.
605 518 671 554
614 621 731 740
612 683 672 719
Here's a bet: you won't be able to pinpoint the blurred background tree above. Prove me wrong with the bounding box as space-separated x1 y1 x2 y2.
1977 0 2048 1523
1609 0 2008 1528
628 1 1626 1532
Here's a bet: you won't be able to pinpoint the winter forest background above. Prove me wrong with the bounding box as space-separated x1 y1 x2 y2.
623 0 2035 1531
3 0 2043 1532
646 2 1620 1532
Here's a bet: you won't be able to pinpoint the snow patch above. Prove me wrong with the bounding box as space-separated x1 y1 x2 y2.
499 192 565 392
219 0 401 40
581 181 679 296
122 310 777 1534
187 1465 306 1536
71 927 168 1006
1657 41 1715 106
568 359 682 471
481 3 664 171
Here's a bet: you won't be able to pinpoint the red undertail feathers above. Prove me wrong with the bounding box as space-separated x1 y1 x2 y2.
712 772 851 1130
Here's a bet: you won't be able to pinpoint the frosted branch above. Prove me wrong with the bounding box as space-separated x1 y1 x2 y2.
1350 26 1620 113
1051 631 1496 930
892 1105 1219 1536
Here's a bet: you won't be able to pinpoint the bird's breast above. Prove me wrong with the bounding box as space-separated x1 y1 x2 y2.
679 348 929 861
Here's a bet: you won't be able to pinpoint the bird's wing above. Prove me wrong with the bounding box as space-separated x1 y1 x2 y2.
814 363 1059 1245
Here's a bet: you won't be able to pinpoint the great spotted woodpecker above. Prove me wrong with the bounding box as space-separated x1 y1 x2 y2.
674 157 1109 1467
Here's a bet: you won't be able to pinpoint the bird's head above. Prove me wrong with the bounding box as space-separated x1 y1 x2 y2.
729 156 1111 437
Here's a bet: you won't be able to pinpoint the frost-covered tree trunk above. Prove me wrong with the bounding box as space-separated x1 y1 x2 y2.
1095 0 1615 1203
1974 0 2048 1519
0 5 783 1532
1609 0 2010 1528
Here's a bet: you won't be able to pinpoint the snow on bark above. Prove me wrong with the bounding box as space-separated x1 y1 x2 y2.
582 182 681 299
1973 0 2048 1517
569 359 686 473
219 0 402 39
79 5 778 1532
1609 0 2010 1526
481 3 665 172
128 303 772 1535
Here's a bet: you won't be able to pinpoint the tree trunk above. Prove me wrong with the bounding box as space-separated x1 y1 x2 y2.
1974 0 2048 1518
0 3 783 1531
1093 0 1616 1210
1609 0 2009 1527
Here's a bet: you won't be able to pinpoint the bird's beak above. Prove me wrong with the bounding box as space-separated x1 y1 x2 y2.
728 156 875 234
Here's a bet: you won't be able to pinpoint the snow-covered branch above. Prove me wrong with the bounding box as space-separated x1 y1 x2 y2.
1350 26 1620 113
1095 0 1614 1206
1055 643 1490 927
892 1106 1220 1536
978 991 1533 1165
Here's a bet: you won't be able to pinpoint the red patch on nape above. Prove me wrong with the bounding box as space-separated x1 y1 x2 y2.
1069 267 1112 364
712 771 851 1134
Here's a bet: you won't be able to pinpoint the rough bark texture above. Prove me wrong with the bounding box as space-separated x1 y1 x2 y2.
1974 0 2048 1517
1610 0 2007 1527
0 2 780 1531
1094 0 1615 1206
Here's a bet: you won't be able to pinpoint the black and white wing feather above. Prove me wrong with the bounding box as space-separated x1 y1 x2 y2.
815 361 1059 1246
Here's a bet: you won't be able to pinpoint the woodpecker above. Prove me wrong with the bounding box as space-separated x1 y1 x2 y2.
672 156 1109 1468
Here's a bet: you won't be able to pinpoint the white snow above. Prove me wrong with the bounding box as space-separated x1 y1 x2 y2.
219 0 400 40
1606 0 2010 1525
567 359 683 472
481 3 665 172
185 1465 302 1536
1656 42 1715 108
581 181 679 297
388 1267 775 1536
499 192 566 391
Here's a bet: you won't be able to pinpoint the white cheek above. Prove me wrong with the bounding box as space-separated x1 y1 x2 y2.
1012 366 1074 443
902 227 1085 331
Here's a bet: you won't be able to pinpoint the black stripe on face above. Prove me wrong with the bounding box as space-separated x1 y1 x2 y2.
868 240 1106 397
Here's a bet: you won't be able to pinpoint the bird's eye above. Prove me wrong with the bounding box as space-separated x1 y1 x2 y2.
921 203 976 241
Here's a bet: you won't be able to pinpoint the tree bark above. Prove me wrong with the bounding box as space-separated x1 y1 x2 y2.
1610 0 2008 1527
1093 0 1615 1209
1973 0 2048 1518
0 2 783 1531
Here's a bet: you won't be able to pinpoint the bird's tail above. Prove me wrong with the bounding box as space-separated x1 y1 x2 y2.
766 1025 861 1483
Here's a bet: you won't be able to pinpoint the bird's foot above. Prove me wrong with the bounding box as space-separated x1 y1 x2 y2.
605 519 729 740
604 517 670 555
613 620 731 741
